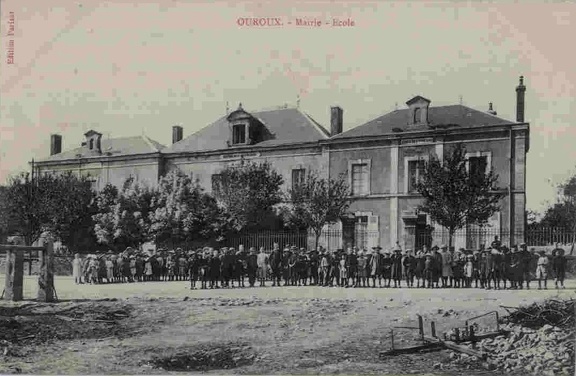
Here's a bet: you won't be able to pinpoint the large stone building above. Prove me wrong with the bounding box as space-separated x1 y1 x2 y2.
35 77 529 251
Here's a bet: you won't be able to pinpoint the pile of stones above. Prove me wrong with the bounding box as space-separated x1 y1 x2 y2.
448 322 574 375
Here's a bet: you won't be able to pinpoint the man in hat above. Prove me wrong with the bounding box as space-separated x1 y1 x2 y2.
282 248 292 286
188 251 200 289
518 243 532 289
424 252 434 288
256 246 269 287
414 250 425 288
432 246 442 288
403 249 416 288
331 250 342 287
381 250 393 287
440 245 452 288
308 248 319 286
391 247 403 288
246 247 258 287
347 248 358 287
368 246 381 288
269 243 283 287
209 248 221 289
552 247 567 289
235 245 247 288
288 247 299 286
297 248 309 286
536 250 549 290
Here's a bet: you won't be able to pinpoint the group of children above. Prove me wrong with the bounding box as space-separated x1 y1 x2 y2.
71 238 569 290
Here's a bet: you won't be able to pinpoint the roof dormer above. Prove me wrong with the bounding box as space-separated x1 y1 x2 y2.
83 130 102 153
406 96 431 126
226 103 264 146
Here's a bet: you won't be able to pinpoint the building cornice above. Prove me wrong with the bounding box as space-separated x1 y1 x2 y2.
324 122 529 147
33 152 163 167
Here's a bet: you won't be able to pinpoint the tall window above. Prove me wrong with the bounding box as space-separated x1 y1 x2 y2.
89 139 94 150
291 168 306 190
232 124 246 144
469 156 488 177
413 108 421 124
408 159 425 193
351 163 369 195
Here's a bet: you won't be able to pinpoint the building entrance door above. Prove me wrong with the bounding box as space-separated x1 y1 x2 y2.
342 217 355 250
414 215 432 251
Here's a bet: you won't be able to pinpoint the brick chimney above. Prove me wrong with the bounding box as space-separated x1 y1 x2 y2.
50 134 62 156
172 125 183 144
330 106 343 136
516 76 526 122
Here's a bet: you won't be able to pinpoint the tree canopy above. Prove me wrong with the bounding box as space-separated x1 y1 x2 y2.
415 144 505 249
211 160 284 231
149 169 228 248
282 171 351 250
92 178 155 250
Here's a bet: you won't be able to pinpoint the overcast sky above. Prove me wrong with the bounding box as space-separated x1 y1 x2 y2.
1 1 575 213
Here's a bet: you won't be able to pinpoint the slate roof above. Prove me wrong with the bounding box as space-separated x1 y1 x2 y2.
163 107 329 154
37 135 165 162
332 104 516 140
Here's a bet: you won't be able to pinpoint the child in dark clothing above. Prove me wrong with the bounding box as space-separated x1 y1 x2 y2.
552 248 567 289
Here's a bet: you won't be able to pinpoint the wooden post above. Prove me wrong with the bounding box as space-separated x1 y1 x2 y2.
418 315 424 342
430 321 436 338
37 239 55 302
3 248 24 301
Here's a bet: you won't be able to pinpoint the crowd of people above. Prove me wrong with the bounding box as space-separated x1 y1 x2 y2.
72 236 569 290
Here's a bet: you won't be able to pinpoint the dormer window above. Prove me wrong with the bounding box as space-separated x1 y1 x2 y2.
406 95 431 126
83 130 103 153
413 108 421 124
232 123 247 144
226 103 265 147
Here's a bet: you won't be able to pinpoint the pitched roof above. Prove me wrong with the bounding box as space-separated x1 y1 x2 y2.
332 104 516 140
37 135 165 162
163 107 329 154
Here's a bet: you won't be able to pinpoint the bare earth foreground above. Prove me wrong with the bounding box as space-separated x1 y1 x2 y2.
0 276 574 375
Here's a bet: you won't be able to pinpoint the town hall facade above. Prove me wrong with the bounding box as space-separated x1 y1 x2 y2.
35 77 530 251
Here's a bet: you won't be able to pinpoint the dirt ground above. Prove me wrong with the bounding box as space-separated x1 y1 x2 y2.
0 276 574 375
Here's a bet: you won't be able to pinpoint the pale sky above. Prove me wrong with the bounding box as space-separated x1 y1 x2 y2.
1 1 575 214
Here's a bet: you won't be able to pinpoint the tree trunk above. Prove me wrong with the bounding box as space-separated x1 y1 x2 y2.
314 229 321 252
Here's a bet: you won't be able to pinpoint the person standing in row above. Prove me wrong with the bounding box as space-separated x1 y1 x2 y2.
536 250 549 290
256 247 268 287
269 243 283 287
246 247 258 287
403 250 416 288
552 247 567 289
391 248 403 288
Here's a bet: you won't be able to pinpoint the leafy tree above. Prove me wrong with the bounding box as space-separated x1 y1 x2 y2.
282 171 351 251
538 174 576 254
415 144 506 250
149 169 229 248
43 171 97 253
92 177 154 250
2 171 97 246
212 160 284 231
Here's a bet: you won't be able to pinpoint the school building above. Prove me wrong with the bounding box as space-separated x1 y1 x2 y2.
35 77 530 251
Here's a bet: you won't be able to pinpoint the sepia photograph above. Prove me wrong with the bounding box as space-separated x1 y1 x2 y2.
0 1 575 375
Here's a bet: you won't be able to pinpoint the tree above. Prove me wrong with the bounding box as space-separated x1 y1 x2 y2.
415 144 506 250
149 169 229 248
44 171 97 253
282 171 351 251
92 177 154 250
212 160 284 231
2 171 96 246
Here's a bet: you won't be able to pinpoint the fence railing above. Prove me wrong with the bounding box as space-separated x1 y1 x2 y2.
221 230 309 251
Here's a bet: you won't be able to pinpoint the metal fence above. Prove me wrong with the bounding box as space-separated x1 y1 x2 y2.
221 230 309 251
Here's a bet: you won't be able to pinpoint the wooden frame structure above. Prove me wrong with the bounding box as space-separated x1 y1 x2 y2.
1 239 56 302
